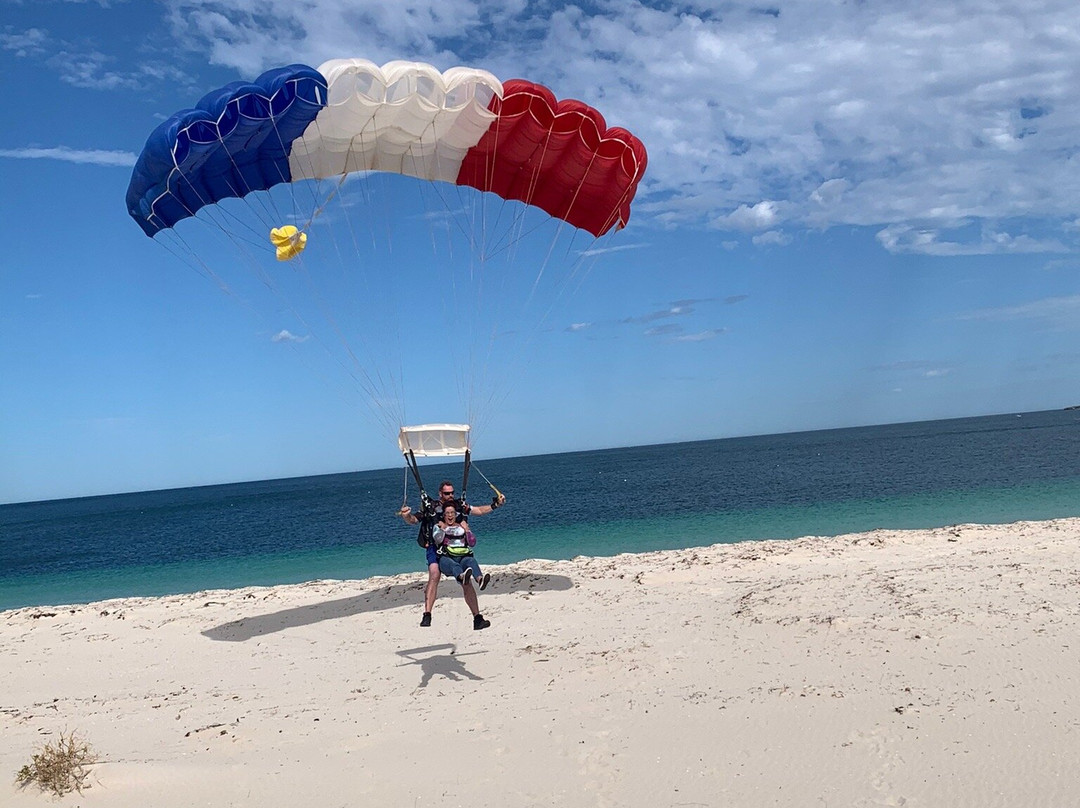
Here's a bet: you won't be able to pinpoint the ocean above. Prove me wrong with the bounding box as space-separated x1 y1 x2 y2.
3 409 1080 611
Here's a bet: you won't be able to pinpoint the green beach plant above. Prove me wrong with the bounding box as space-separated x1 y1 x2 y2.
15 731 99 796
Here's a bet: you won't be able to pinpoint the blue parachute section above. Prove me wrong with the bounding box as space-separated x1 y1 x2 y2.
126 65 327 237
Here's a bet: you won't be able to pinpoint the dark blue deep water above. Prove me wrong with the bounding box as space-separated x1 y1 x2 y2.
3 409 1080 610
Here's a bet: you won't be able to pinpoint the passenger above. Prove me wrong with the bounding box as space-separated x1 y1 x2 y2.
399 481 504 626
432 504 491 630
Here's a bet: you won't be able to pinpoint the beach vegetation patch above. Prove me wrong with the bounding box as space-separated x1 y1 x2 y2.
15 731 100 796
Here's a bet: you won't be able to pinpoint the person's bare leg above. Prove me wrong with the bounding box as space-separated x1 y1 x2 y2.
462 580 479 615
425 563 440 612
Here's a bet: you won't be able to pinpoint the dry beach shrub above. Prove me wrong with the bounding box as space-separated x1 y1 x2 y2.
15 731 99 796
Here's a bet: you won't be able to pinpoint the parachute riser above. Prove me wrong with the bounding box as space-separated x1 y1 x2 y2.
461 449 471 506
404 449 434 515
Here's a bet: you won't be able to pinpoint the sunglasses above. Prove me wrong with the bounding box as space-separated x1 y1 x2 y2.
440 490 455 496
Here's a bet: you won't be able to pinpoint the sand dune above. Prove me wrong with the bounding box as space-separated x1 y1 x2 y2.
3 518 1079 806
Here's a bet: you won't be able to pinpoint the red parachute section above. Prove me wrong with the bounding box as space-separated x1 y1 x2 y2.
456 79 648 238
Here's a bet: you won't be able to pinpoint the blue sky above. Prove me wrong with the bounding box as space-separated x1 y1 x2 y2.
3 0 1080 504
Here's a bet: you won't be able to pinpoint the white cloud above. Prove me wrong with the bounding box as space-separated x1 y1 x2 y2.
164 0 494 75
644 323 683 337
877 225 1067 256
751 230 790 246
674 328 728 342
20 0 1080 255
4 25 190 90
0 27 49 57
624 304 696 324
955 294 1080 327
871 360 954 377
271 329 309 343
578 243 647 257
0 146 136 166
714 201 781 232
469 0 1080 253
565 322 591 332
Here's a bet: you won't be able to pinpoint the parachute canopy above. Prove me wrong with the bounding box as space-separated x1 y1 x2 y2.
398 424 471 457
126 58 648 240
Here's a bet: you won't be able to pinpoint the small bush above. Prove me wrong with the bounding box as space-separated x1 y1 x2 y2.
15 731 100 796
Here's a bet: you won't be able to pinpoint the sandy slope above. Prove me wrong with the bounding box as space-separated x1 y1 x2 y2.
3 519 1079 806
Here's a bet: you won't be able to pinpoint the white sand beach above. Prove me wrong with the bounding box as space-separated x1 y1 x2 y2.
3 518 1079 806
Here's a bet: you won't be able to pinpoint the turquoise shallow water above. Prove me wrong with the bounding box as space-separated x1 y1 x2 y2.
3 409 1080 610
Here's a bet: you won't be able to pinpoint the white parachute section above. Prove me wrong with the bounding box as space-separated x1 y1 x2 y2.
399 424 492 513
288 59 503 184
398 424 471 457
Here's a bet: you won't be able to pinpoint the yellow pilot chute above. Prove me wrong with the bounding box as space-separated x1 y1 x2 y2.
269 225 307 261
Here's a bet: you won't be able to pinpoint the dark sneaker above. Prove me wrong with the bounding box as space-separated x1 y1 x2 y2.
460 569 473 586
478 573 491 591
420 612 432 627
473 614 490 630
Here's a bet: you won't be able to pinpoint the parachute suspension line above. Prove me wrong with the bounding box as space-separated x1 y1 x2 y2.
462 127 575 431
596 146 648 238
457 97 531 266
401 463 411 509
388 118 489 431
290 258 404 439
469 461 503 501
266 114 320 235
461 448 471 504
218 110 315 263
319 182 401 422
155 192 278 303
186 109 306 250
162 167 239 243
166 154 270 247
405 449 433 513
524 122 633 316
294 112 368 234
173 185 285 283
163 156 277 265
265 109 410 439
406 107 572 438
283 246 404 440
158 229 237 294
283 113 345 241
469 230 609 442
221 104 399 442
546 133 602 264
531 130 645 314
206 131 282 232
157 227 372 422
195 203 271 253
166 132 402 439
310 111 385 273
402 131 470 425
336 180 403 408
437 96 542 430
298 170 349 231
515 126 562 304
316 113 409 434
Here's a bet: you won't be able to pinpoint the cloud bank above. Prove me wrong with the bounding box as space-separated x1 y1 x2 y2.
11 1 1080 255
153 0 1080 254
0 146 136 166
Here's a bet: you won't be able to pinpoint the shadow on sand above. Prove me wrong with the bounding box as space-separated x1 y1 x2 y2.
395 643 488 688
201 572 573 642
